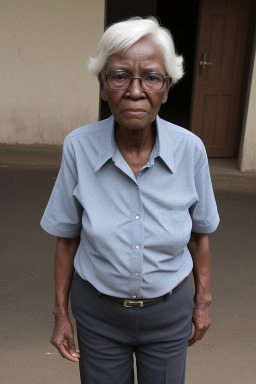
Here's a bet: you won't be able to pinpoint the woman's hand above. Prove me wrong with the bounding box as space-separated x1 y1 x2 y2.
51 313 80 362
188 296 212 346
51 237 80 361
188 232 212 346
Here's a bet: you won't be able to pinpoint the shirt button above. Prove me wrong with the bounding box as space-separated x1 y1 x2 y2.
135 215 140 220
135 245 140 250
135 273 139 277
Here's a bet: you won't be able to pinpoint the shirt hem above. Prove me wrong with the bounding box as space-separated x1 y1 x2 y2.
192 212 220 234
40 217 81 238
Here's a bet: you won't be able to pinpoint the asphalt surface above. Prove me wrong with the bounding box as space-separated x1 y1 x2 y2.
0 163 256 384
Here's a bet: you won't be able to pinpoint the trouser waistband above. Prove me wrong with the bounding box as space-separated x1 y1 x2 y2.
101 277 187 308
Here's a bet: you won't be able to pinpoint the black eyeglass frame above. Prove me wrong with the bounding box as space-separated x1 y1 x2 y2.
103 70 171 92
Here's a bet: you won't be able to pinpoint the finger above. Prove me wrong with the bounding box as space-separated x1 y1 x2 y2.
66 335 77 356
188 327 196 346
188 327 207 346
57 343 79 362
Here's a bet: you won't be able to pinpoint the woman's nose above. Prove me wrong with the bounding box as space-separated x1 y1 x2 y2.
126 78 145 97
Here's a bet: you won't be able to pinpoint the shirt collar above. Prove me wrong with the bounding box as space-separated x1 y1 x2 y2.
93 115 176 173
156 115 176 173
92 115 116 172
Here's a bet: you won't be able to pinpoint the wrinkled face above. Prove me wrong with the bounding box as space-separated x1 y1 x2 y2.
100 38 171 131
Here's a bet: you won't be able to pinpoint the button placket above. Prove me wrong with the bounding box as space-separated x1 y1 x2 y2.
137 158 154 178
129 186 144 299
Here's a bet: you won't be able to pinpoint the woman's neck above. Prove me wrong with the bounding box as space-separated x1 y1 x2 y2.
115 123 156 156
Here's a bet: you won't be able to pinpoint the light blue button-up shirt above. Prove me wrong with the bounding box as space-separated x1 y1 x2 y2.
41 115 219 298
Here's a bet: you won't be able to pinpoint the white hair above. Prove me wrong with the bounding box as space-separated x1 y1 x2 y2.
88 16 184 84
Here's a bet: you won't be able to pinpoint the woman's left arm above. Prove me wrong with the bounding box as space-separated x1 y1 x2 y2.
187 232 212 346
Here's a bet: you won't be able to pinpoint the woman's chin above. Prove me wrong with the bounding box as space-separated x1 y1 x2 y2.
115 113 154 130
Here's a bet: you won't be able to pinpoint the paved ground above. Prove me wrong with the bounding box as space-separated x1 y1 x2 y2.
0 156 256 383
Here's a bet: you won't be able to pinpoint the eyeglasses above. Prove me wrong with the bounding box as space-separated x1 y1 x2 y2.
103 70 171 92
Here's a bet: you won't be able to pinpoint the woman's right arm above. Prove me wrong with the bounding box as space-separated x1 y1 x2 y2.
50 236 80 362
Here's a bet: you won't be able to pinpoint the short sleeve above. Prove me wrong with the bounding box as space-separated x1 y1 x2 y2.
189 145 220 234
40 137 83 237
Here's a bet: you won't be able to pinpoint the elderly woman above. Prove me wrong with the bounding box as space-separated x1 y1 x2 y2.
41 17 219 384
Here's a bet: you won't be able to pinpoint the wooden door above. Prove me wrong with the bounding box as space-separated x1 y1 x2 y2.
190 0 252 157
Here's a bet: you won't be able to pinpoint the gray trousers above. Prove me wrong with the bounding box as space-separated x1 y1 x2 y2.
71 273 193 384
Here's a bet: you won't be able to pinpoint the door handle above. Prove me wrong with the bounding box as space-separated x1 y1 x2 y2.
200 53 213 75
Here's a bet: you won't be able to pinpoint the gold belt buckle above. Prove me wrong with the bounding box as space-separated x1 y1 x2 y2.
124 300 144 308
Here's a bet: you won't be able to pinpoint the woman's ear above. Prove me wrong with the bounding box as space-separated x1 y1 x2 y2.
99 73 108 101
161 79 172 105
100 85 108 102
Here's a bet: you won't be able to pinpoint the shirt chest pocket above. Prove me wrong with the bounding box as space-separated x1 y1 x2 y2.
159 210 192 251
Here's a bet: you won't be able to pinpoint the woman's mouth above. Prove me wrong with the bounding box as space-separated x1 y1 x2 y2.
123 108 147 114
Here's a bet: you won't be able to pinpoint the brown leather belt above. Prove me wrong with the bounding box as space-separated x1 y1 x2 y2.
102 278 186 308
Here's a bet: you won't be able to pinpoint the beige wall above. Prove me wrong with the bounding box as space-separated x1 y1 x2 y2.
0 0 105 145
239 40 256 172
